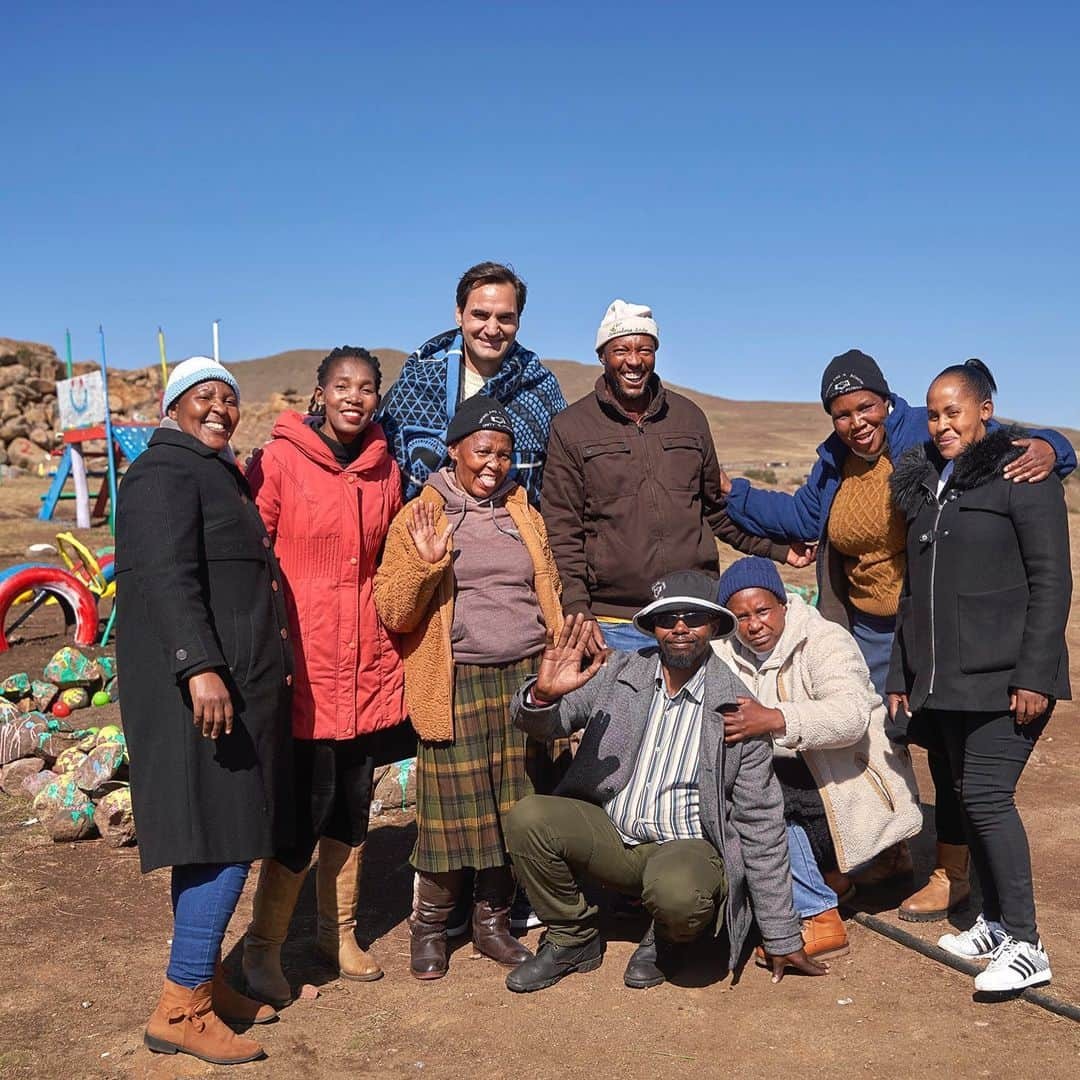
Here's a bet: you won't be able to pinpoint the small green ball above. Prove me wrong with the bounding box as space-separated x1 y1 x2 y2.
91 691 111 708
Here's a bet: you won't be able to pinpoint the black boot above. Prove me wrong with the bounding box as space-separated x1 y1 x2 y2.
623 923 673 989
505 936 604 994
410 870 465 980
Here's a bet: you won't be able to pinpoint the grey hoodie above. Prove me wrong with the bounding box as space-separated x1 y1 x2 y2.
425 469 548 665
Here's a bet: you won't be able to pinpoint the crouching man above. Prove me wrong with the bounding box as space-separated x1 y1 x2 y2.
504 571 826 992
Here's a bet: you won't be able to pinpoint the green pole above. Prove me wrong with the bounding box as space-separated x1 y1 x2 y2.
65 328 73 378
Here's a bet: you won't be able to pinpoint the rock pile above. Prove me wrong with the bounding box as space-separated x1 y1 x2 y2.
0 337 163 470
0 645 133 846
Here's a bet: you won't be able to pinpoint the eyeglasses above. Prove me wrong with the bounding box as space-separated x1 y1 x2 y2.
651 610 713 630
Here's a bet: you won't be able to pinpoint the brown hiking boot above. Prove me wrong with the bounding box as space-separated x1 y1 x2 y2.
898 843 971 923
472 867 532 968
315 837 383 981
243 858 307 1008
213 958 277 1026
144 978 264 1065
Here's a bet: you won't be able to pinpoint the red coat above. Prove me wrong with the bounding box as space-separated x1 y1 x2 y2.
248 412 406 740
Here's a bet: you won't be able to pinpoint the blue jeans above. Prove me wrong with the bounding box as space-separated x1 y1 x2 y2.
166 863 251 988
597 619 656 653
787 823 836 918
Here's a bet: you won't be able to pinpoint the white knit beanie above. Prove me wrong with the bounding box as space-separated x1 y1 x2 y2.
595 299 659 354
162 356 241 415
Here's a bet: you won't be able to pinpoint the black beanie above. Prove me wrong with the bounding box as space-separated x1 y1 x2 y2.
445 394 516 446
819 350 891 412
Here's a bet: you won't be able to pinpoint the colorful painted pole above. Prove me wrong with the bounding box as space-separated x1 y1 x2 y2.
64 328 74 378
99 326 120 534
157 326 168 388
212 319 221 362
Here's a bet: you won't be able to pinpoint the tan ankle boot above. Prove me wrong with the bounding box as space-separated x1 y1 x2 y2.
315 837 383 981
213 957 276 1026
144 978 264 1065
242 859 307 1008
850 840 914 887
898 843 971 923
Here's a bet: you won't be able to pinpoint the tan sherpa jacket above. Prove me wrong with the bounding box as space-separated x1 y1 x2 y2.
373 482 562 741
713 595 922 872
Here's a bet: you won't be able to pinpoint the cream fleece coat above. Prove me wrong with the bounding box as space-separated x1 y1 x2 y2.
713 595 922 872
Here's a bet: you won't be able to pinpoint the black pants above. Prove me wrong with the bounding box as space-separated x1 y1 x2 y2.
276 736 379 873
928 707 1048 944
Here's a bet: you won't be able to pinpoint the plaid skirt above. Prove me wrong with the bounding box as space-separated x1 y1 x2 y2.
412 656 571 873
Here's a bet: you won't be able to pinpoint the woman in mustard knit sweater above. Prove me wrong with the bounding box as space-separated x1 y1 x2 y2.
374 395 563 981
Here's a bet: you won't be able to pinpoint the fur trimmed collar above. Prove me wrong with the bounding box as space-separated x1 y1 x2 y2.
890 424 1029 515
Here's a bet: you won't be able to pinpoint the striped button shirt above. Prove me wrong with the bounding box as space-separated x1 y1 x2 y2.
605 662 706 845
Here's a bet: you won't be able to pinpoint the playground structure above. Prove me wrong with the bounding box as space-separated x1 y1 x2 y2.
0 533 116 654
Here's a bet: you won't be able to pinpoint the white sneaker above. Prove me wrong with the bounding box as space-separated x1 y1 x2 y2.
938 914 1007 959
974 936 1051 992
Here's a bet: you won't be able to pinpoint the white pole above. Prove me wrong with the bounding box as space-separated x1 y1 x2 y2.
212 319 221 362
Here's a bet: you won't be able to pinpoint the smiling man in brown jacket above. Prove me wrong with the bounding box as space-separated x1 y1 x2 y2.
542 300 792 654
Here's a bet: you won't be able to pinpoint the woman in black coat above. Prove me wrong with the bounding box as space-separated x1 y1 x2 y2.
887 359 1071 995
115 357 294 1065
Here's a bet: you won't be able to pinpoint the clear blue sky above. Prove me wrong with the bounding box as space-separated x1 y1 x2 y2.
4 1 1078 425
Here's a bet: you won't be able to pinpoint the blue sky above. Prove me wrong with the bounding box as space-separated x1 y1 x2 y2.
3 1 1078 424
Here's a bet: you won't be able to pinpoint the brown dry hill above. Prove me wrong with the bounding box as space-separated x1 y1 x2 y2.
231 347 1079 473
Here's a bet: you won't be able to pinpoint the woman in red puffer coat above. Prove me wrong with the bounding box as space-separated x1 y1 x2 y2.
242 347 409 1006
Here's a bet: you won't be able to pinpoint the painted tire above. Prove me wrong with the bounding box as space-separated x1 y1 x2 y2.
0 567 98 653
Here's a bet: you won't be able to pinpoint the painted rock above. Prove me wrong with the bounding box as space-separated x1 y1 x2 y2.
0 700 21 725
60 688 91 711
31 725 80 764
75 731 99 753
373 756 418 812
33 774 96 841
96 724 122 743
91 691 111 708
97 657 117 682
52 701 72 719
106 676 119 703
1 757 45 797
53 746 88 776
94 785 135 847
31 680 59 712
1 718 42 766
21 768 57 800
75 741 127 796
0 672 31 700
42 647 102 689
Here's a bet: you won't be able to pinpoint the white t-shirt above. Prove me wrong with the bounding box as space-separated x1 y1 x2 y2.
461 364 489 401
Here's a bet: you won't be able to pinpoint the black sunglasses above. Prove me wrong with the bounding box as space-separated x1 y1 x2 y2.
651 610 714 630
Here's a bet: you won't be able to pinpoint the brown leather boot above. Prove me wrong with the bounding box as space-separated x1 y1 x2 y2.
850 840 914 887
472 867 533 968
242 858 307 1008
898 843 971 923
144 978 264 1064
410 870 466 980
213 957 276 1026
823 869 855 905
315 837 383 981
756 907 850 967
801 908 850 960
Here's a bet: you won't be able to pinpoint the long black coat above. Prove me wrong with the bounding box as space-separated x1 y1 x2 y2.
886 425 1072 715
115 428 294 872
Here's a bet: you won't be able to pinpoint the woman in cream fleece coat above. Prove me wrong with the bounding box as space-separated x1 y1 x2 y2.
713 557 921 962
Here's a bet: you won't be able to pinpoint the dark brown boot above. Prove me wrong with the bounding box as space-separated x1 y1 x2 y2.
472 867 533 968
410 870 465 980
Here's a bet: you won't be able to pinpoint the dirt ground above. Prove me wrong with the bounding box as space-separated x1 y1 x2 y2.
1 479 1079 1080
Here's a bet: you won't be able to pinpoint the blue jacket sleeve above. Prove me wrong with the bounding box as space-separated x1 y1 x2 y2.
726 460 827 543
1029 426 1077 478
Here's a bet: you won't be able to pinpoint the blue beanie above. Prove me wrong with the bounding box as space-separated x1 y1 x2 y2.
162 356 241 415
716 557 787 608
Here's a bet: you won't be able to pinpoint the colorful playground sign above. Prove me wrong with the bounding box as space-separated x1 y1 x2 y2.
56 371 107 430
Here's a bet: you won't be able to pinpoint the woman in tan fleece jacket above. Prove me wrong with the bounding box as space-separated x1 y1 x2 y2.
374 396 563 982
712 557 921 965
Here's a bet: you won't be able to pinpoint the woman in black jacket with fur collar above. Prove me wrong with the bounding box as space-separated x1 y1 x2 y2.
887 359 1071 994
